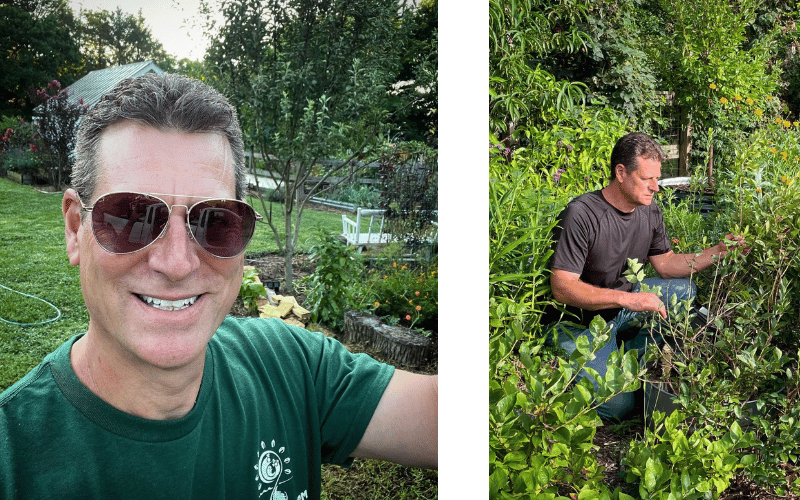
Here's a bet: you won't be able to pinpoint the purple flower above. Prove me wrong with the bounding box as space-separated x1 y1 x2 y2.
553 168 566 184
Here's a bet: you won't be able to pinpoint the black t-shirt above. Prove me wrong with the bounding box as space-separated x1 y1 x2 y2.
547 190 672 327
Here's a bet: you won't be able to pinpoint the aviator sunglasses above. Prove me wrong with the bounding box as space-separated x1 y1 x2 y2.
78 191 263 258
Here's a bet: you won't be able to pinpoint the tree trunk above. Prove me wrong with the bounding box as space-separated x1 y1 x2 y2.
343 311 432 368
678 106 691 176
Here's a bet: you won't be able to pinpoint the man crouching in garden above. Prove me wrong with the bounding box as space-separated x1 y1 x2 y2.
546 131 744 420
0 73 436 499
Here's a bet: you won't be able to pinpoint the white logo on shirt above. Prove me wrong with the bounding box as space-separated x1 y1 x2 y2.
254 439 295 498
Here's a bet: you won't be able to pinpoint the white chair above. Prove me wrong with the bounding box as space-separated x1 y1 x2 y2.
341 208 391 251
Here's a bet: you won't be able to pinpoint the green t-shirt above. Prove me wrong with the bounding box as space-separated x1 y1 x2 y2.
0 316 395 499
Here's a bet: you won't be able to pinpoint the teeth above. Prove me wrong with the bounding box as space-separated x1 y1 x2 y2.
139 294 198 311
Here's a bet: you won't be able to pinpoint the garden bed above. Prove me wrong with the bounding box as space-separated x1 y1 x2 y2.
237 251 437 375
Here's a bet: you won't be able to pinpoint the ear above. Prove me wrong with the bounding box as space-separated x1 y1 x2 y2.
63 189 82 266
614 163 626 180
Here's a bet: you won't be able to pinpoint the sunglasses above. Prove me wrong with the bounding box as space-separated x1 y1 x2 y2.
78 191 262 258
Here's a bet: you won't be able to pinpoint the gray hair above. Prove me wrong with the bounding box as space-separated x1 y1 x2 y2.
72 72 246 201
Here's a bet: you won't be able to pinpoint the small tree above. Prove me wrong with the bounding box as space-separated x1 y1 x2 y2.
207 0 415 292
29 80 87 189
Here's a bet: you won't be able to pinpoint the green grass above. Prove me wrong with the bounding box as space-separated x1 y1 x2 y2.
0 178 436 498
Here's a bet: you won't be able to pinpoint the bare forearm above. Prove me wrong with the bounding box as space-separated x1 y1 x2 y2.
657 244 726 278
551 273 632 311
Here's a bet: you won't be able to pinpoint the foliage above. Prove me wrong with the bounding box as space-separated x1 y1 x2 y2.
205 0 416 292
0 0 81 118
324 184 381 209
305 231 367 331
368 261 437 333
623 411 758 499
489 0 592 147
376 141 438 248
238 268 267 315
74 6 175 71
385 0 438 147
28 80 88 189
490 316 642 499
0 116 40 174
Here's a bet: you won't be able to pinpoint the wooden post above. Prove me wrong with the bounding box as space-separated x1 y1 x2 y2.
678 106 691 176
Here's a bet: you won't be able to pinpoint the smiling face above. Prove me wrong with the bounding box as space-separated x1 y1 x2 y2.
65 122 243 371
616 156 661 210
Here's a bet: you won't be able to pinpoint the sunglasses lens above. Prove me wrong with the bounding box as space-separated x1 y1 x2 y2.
91 193 169 254
188 200 256 257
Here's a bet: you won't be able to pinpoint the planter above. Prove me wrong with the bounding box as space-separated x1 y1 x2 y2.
343 311 432 367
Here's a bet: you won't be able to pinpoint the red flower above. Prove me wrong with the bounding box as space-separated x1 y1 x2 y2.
29 143 38 152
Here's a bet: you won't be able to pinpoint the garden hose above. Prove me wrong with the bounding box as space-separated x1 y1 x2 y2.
0 283 62 326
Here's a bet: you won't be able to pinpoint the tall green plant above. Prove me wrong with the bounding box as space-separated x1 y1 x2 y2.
305 231 366 331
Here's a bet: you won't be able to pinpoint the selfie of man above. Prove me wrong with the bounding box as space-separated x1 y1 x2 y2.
0 73 437 499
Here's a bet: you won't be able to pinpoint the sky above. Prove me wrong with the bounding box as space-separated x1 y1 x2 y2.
67 0 223 61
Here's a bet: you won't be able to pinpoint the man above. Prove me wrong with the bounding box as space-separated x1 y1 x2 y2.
0 73 437 499
548 131 742 420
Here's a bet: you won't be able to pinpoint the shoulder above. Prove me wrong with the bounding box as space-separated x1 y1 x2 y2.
211 316 391 376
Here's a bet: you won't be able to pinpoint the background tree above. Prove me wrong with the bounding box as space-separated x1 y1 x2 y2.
29 80 87 189
385 0 438 147
75 7 175 72
0 0 81 117
206 0 416 292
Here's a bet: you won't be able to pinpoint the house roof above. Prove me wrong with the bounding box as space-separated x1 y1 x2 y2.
67 60 164 108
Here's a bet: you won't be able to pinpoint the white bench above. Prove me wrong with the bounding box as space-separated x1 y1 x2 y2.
341 208 392 250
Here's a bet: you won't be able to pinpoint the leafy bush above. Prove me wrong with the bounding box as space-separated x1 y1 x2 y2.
368 260 437 332
325 183 381 208
623 411 758 499
304 230 367 331
490 317 642 499
239 268 267 315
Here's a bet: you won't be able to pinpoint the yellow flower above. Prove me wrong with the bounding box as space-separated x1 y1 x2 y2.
734 94 742 101
415 305 421 311
781 151 788 160
415 291 420 296
770 147 778 154
745 97 754 106
709 83 717 90
756 188 762 193
794 121 799 128
784 120 792 128
374 301 380 308
767 96 773 100
754 108 763 117
720 97 729 105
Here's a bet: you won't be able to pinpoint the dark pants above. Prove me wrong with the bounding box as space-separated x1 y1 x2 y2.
552 278 697 420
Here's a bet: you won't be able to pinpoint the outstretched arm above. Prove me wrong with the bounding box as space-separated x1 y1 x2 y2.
351 370 438 469
649 233 745 279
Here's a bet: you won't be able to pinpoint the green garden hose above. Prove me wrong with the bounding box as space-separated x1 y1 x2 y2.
0 283 62 326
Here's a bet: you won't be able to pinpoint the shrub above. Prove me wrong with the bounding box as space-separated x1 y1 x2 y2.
304 230 367 331
368 260 437 333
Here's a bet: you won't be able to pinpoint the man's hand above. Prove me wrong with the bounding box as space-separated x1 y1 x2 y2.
719 233 750 256
621 291 667 319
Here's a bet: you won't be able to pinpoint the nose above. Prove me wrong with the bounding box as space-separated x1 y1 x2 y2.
147 209 200 280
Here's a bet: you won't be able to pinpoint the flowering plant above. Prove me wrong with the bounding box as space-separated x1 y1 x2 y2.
368 261 437 333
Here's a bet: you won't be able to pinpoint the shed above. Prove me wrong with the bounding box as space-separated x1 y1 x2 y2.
67 60 164 108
